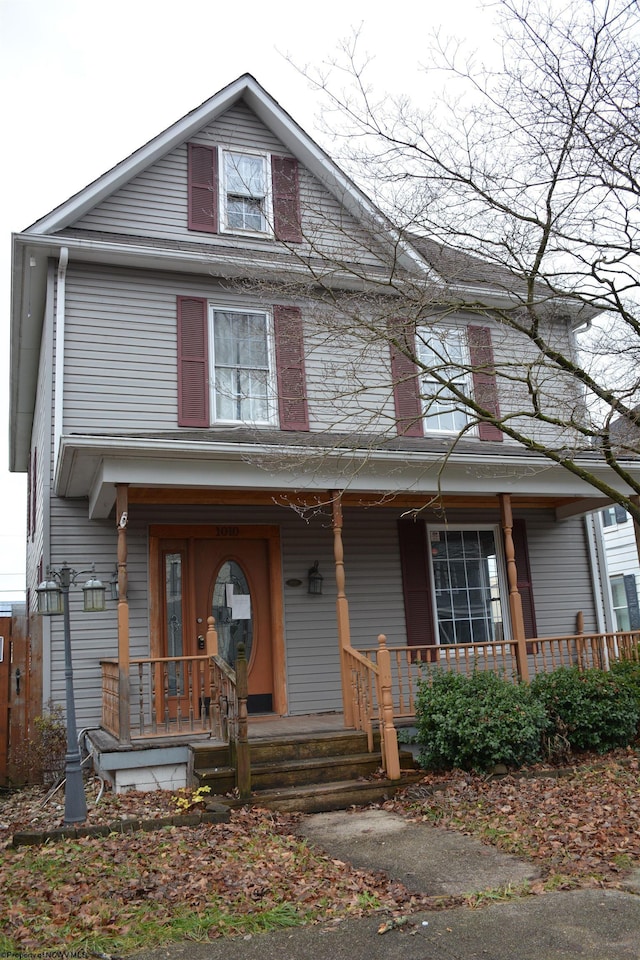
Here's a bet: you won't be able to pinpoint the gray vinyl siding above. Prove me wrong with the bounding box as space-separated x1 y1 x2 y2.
61 263 397 435
524 510 598 635
73 101 391 271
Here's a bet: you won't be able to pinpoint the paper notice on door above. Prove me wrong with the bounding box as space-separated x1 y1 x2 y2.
231 594 251 620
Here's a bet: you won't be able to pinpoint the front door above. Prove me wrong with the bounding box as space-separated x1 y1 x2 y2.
194 537 273 712
151 524 285 718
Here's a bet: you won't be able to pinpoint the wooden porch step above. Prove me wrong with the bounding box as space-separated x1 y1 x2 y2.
206 772 423 814
190 727 420 808
191 730 376 770
234 752 383 791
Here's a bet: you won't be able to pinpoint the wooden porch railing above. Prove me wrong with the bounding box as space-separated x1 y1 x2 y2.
101 655 216 739
99 639 250 796
357 629 640 720
344 635 400 779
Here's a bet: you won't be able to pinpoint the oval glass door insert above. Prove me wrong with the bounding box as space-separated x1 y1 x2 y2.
212 560 253 668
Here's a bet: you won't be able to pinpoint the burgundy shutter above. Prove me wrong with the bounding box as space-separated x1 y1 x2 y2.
188 143 218 233
273 305 309 431
398 519 437 659
271 156 302 243
512 518 538 650
467 325 503 441
390 321 424 437
177 296 209 427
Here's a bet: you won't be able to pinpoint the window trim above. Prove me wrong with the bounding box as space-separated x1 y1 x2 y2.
209 305 277 426
219 147 274 238
416 326 475 435
426 523 511 645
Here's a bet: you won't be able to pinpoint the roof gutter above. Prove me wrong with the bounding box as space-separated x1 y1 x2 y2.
53 247 69 466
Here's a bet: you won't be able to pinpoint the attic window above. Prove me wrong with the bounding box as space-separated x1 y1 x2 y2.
222 151 271 234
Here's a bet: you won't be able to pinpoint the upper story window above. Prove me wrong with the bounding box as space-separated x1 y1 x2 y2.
222 151 271 234
187 143 302 242
210 308 275 424
177 296 309 431
416 328 470 433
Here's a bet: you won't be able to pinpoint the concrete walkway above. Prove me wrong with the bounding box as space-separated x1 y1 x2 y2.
133 809 640 960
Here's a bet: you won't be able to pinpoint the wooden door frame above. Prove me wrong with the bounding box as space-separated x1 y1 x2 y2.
149 524 287 715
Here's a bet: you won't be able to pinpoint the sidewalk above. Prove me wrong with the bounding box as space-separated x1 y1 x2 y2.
133 809 640 960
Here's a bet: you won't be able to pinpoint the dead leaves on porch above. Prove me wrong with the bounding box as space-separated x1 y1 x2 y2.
0 806 432 953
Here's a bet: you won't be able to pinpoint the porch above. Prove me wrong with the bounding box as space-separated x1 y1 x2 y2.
97 621 640 797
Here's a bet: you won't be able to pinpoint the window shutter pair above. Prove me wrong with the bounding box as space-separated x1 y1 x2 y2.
398 517 538 649
187 144 302 242
390 323 502 440
177 297 308 430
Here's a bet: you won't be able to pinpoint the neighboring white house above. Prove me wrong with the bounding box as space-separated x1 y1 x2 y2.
599 506 640 632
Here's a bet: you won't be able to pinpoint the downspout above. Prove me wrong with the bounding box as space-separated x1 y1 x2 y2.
53 247 69 467
585 513 612 633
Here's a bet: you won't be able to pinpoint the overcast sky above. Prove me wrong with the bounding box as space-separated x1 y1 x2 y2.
0 0 500 601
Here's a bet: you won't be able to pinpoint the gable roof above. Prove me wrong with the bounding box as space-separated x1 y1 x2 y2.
26 73 423 276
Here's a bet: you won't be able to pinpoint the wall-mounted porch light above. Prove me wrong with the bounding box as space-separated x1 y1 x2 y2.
307 561 323 595
110 564 119 601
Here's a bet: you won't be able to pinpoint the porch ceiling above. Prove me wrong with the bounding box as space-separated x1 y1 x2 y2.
54 433 635 520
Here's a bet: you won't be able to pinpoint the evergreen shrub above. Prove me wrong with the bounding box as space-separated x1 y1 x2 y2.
530 666 639 753
414 670 548 772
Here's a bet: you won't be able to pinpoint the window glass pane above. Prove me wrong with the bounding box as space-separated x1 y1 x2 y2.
212 561 253 668
213 311 271 423
417 328 469 432
225 153 265 196
213 312 236 365
165 553 183 696
430 527 504 645
610 577 631 631
227 196 263 231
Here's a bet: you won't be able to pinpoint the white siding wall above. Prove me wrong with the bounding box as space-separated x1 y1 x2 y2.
601 514 640 579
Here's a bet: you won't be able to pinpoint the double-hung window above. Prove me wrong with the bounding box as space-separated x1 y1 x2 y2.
428 526 507 644
222 151 271 234
210 308 274 424
416 328 470 433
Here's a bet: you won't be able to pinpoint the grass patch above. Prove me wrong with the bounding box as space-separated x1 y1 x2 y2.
0 808 428 955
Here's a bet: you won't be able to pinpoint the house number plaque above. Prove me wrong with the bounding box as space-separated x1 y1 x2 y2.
215 526 239 537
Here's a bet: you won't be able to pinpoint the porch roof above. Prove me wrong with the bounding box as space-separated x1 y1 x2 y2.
54 429 638 520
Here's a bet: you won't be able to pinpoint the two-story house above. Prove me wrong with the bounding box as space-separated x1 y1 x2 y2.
10 75 637 795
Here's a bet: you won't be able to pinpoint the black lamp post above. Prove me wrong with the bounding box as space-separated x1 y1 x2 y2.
37 563 106 824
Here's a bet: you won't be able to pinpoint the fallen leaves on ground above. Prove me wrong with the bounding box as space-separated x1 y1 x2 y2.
0 803 438 954
388 752 640 888
0 752 638 954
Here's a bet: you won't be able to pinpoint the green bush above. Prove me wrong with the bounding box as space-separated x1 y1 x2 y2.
415 670 548 772
609 658 640 717
530 666 639 753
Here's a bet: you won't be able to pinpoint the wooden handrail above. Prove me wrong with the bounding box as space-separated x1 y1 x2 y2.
343 638 401 780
